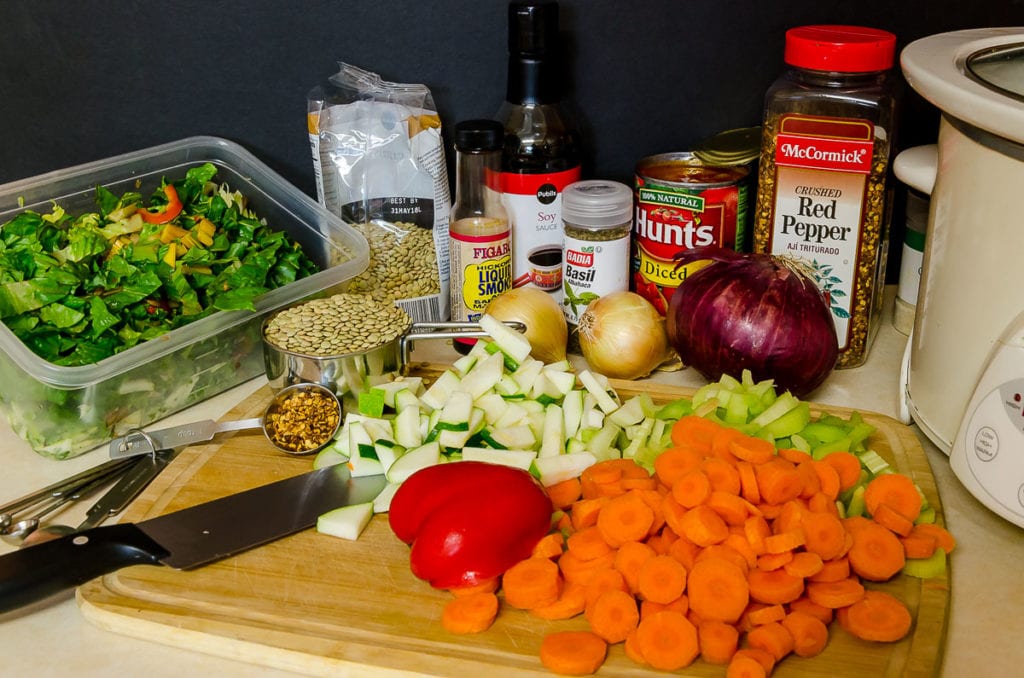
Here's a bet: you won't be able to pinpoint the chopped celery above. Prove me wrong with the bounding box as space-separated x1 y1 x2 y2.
656 398 692 420
858 449 891 476
845 484 867 517
902 548 947 579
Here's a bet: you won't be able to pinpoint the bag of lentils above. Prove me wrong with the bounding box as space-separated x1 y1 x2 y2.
308 62 451 322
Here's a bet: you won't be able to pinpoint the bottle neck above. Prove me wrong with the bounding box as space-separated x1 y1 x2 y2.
506 54 560 104
454 150 503 217
789 66 889 89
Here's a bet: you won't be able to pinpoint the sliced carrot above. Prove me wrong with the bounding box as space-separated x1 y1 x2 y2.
670 414 721 452
634 610 700 671
736 460 761 504
744 514 772 555
726 651 768 678
771 499 807 534
530 582 587 621
667 532 700 570
567 526 614 561
614 540 656 594
800 511 847 561
755 550 793 571
636 554 688 604
583 459 626 485
624 629 647 666
804 576 865 609
734 647 776 673
812 459 842 500
672 468 712 508
747 567 804 605
699 619 740 664
847 519 906 581
781 610 830 657
532 532 566 560
756 457 803 506
746 620 795 661
678 504 730 546
702 457 742 495
808 556 851 583
788 595 834 625
583 568 629 611
707 490 755 526
698 542 753 574
909 522 956 554
836 589 913 642
762 528 805 554
631 488 667 537
596 491 654 547
784 550 824 578
585 588 640 643
872 502 915 536
722 533 758 571
653 445 703 488
558 550 618 586
795 460 822 498
502 557 562 610
807 490 840 516
539 630 608 676
730 434 776 465
900 532 937 559
864 472 922 522
779 445 813 465
547 477 583 509
641 595 689 619
687 556 750 623
821 451 862 492
745 603 786 626
440 591 499 634
710 425 745 462
569 496 610 531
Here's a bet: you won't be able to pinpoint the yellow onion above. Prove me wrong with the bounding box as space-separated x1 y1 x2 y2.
578 291 673 380
485 287 567 363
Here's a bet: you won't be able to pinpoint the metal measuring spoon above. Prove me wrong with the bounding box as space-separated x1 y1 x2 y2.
108 383 343 458
1 470 119 546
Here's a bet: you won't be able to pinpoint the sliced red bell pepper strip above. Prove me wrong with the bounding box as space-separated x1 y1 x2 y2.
138 184 183 224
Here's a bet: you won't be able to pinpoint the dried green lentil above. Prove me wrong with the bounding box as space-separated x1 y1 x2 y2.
346 222 441 302
264 292 413 356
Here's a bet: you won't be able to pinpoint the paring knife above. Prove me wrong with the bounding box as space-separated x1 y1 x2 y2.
0 465 385 614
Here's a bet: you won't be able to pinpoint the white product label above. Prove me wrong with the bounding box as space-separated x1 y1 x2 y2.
897 242 924 305
562 233 630 325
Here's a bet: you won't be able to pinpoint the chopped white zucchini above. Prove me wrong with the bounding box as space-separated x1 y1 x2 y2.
578 369 620 413
372 482 402 513
461 447 537 471
458 351 505 399
533 452 598 486
489 424 537 450
317 502 374 540
386 441 442 483
420 370 461 411
313 446 347 469
539 404 565 457
479 313 532 363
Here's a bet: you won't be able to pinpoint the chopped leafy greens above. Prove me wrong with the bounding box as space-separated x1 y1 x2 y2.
0 163 320 365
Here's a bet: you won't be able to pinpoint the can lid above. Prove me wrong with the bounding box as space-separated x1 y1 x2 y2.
694 126 762 166
454 119 505 152
562 180 633 228
784 25 896 73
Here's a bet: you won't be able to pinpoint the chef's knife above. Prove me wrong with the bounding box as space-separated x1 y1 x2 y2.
0 464 385 614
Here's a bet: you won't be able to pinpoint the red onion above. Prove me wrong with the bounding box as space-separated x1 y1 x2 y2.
666 246 838 397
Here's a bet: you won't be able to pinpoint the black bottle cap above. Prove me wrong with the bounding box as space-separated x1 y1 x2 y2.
508 1 558 55
454 119 505 152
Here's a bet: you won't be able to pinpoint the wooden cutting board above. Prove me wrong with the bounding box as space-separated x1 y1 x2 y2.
78 364 950 677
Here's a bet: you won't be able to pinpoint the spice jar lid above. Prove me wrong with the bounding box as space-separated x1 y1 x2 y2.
562 180 633 228
785 25 896 73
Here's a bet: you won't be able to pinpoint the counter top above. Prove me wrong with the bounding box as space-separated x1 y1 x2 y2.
1 289 1020 677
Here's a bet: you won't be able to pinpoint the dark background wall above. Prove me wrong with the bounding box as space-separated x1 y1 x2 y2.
1 0 1022 279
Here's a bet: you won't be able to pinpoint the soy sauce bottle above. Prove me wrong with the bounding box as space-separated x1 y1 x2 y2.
496 0 582 305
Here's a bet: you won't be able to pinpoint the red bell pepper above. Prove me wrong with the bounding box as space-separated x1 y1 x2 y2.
388 461 553 589
138 184 184 224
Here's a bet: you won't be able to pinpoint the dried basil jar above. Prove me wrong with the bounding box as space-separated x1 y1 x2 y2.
753 25 898 368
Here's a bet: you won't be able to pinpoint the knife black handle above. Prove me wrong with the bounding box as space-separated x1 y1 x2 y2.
0 523 169 614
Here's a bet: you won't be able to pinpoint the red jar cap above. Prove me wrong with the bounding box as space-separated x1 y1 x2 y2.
784 25 896 73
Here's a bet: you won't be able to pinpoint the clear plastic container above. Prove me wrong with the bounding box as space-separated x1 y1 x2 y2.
753 25 898 369
0 136 369 458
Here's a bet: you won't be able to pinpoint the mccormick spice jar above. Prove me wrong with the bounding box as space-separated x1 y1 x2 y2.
632 152 749 315
561 180 633 329
753 25 898 369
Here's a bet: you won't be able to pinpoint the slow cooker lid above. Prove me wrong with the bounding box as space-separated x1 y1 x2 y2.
902 28 1024 146
967 42 1024 102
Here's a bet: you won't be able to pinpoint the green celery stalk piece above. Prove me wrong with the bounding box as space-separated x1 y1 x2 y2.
857 449 891 476
757 401 811 440
902 548 947 579
798 421 849 447
916 506 937 525
811 436 853 459
750 391 800 429
844 484 867 517
790 434 812 453
656 398 692 420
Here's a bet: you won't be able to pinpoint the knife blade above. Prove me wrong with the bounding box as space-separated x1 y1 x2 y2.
0 464 385 614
